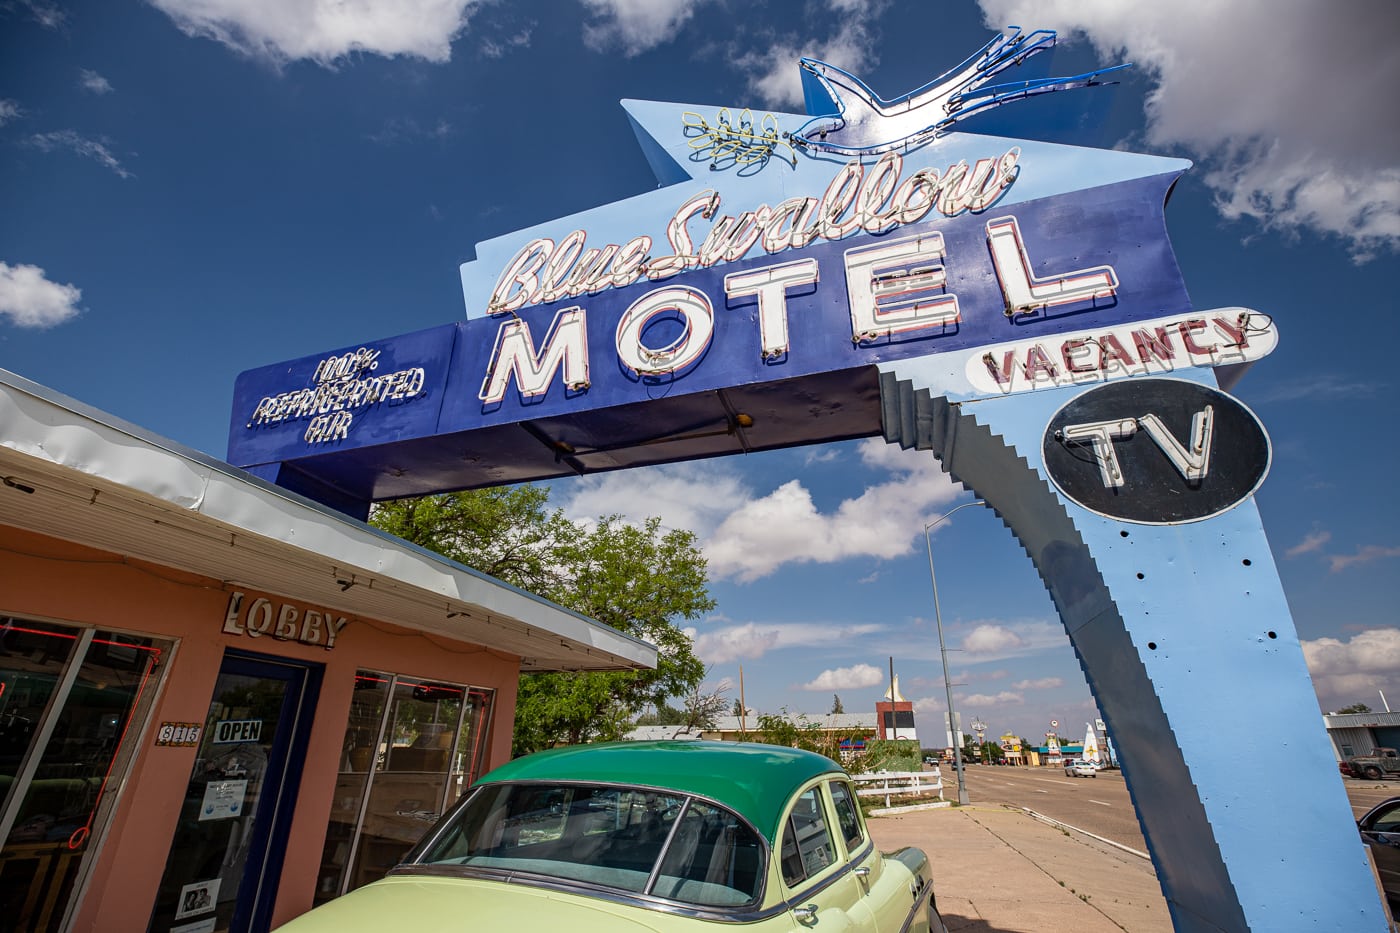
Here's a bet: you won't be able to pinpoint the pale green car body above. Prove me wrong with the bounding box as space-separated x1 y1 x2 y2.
278 741 943 932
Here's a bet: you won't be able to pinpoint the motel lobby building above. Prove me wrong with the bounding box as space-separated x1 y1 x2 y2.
0 368 655 932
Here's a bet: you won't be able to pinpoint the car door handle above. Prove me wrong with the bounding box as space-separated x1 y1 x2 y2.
854 866 871 881
793 903 818 922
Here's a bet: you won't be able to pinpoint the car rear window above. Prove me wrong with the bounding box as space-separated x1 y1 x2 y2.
414 783 764 907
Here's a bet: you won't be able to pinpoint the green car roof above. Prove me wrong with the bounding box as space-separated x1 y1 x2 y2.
477 740 844 842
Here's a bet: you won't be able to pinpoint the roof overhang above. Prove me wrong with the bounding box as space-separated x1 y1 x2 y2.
0 369 657 673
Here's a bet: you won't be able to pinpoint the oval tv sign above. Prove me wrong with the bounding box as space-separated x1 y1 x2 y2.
1042 378 1270 524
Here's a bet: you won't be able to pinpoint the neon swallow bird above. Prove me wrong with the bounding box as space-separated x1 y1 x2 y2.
791 27 1131 156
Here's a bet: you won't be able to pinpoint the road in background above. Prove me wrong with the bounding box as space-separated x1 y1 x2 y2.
1344 776 1400 819
960 765 1400 838
954 764 1147 854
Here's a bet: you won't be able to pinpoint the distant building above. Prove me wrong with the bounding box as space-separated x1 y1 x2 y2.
877 675 918 742
702 712 877 745
624 711 878 762
1323 711 1400 760
623 725 703 741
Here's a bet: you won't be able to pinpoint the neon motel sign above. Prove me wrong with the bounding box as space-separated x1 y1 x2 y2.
229 27 1275 498
225 32 1396 932
239 144 1270 454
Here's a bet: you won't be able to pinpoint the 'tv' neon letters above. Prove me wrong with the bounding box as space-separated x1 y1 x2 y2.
1063 405 1216 488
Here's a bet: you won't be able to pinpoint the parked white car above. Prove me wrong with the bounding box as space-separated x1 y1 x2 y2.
1064 760 1098 778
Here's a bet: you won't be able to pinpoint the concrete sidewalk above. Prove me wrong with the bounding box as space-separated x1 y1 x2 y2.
867 805 1171 933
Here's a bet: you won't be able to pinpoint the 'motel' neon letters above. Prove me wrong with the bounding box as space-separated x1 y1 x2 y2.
478 210 1121 404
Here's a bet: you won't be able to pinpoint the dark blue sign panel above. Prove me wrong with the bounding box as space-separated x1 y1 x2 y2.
229 169 1187 503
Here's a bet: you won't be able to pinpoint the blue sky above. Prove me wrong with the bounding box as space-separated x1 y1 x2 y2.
3 0 1397 746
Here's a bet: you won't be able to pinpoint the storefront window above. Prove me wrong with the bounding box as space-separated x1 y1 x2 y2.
315 672 492 902
0 617 170 932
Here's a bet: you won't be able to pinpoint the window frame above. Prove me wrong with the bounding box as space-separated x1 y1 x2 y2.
778 782 840 889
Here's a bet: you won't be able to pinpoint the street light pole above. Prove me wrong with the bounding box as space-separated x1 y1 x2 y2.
924 499 985 806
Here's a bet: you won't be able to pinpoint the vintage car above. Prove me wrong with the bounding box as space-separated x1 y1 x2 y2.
1357 796 1400 910
278 740 945 932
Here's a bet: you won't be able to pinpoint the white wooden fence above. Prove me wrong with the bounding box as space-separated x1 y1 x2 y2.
850 769 943 807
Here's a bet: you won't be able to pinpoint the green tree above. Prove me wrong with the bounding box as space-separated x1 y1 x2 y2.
1338 703 1373 714
634 703 687 726
831 694 844 714
962 734 980 760
741 709 866 766
373 487 714 756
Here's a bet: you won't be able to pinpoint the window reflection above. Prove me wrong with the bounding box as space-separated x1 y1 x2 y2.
0 618 169 932
315 671 493 903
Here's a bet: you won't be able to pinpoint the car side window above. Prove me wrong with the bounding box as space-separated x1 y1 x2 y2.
651 800 764 906
780 787 836 887
828 781 864 852
1370 801 1400 834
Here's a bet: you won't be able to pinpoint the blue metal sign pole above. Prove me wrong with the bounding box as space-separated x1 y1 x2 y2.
880 362 1384 929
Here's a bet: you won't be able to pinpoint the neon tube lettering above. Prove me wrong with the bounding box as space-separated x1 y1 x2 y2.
987 215 1118 315
480 307 590 403
724 259 820 359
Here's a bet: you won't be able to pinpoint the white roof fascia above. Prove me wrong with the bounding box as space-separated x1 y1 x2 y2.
0 368 657 671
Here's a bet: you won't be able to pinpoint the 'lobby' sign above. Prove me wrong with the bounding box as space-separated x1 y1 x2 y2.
1042 378 1270 523
222 591 350 650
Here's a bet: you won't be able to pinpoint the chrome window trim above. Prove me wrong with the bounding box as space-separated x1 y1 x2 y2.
897 877 935 933
397 779 775 915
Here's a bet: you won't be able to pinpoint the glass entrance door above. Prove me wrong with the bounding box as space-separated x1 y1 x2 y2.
148 652 320 933
0 618 171 933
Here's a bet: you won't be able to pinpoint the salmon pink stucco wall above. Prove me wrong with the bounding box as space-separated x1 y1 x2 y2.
0 525 522 931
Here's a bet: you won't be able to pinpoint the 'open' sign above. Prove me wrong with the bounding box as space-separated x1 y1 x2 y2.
213 720 263 744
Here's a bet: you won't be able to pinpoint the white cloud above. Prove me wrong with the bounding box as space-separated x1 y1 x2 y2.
801 663 885 691
1286 530 1331 558
79 70 114 95
558 441 962 583
686 621 882 664
148 0 478 66
26 131 133 178
702 444 961 583
686 623 778 664
481 26 532 59
0 100 24 126
19 0 65 29
1329 545 1400 573
1303 628 1400 711
978 0 1400 260
735 1 886 109
1012 677 1063 690
959 619 1065 660
368 117 453 145
960 691 1024 708
0 262 82 328
559 462 747 541
580 0 709 56
1249 373 1384 404
963 624 1023 655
